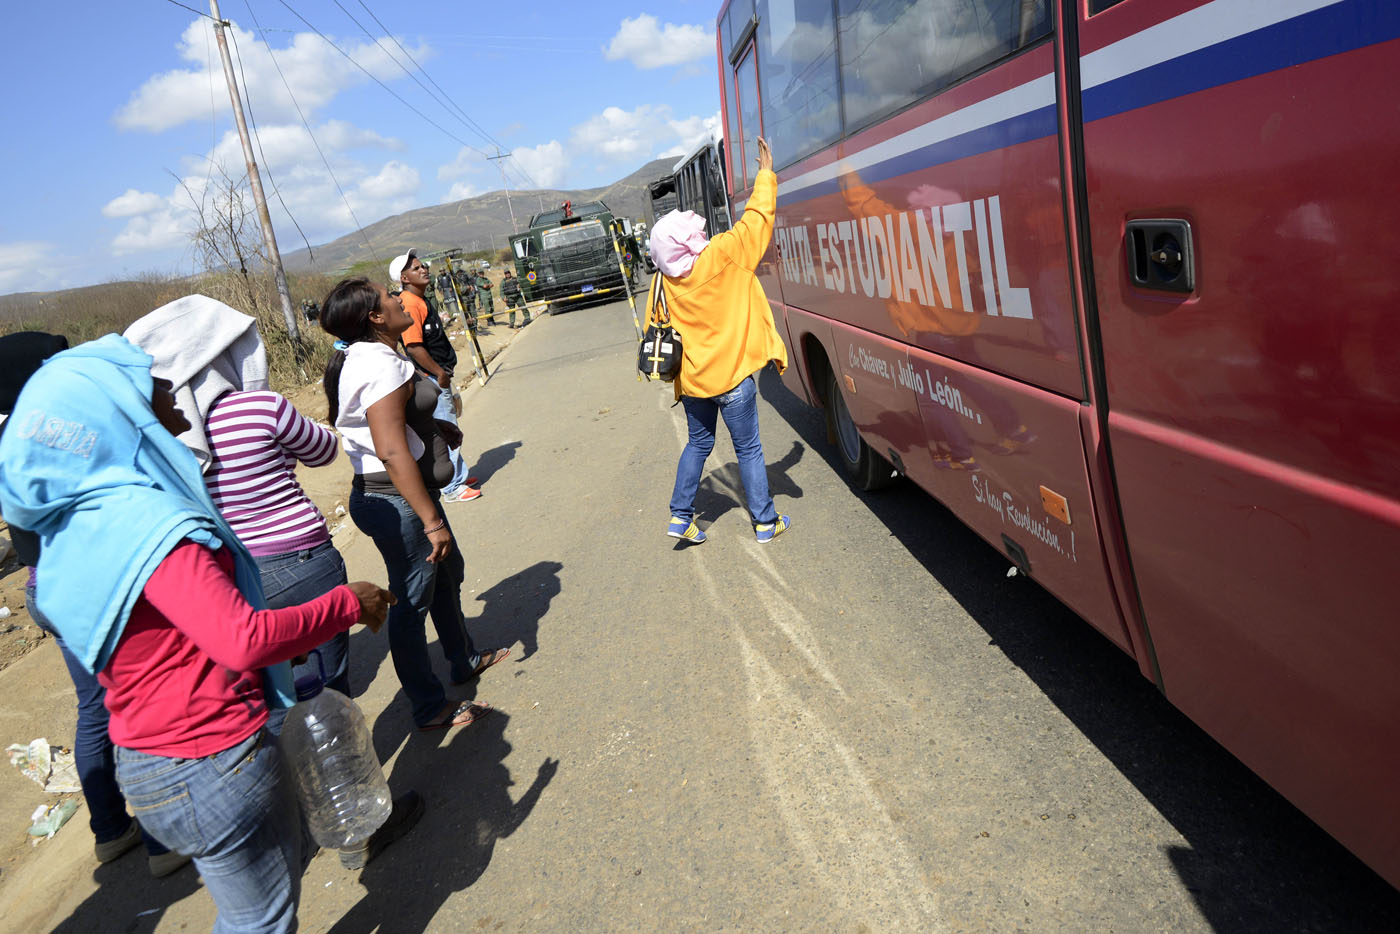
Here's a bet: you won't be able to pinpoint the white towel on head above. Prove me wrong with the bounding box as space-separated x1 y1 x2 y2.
123 295 269 471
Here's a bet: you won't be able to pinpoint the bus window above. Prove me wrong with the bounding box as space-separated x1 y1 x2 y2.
836 0 1051 133
757 0 842 169
735 47 762 189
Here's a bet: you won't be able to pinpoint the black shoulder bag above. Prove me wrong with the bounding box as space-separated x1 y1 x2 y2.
638 273 683 382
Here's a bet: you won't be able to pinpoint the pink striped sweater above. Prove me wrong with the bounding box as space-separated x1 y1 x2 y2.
205 390 339 557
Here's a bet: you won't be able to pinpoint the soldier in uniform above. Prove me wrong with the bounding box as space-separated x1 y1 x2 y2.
455 264 477 327
500 270 530 328
474 269 495 324
436 268 458 321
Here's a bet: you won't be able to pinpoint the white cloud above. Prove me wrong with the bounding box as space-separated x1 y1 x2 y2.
438 140 569 192
0 242 53 292
102 190 168 218
111 212 190 255
444 181 481 202
357 161 418 200
435 108 718 195
107 122 424 257
659 112 722 159
570 106 668 162
604 14 714 69
509 141 569 188
115 20 427 133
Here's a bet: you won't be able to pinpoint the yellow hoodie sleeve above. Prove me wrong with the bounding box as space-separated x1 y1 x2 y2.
710 169 776 273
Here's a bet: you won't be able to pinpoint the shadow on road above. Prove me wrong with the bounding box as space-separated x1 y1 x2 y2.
469 440 523 487
755 366 1400 931
688 440 806 538
328 711 558 934
467 560 563 664
50 852 202 934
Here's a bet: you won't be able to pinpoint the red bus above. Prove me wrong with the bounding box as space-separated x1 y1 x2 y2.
715 0 1400 886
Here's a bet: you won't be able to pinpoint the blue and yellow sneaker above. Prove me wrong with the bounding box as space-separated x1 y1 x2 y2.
755 515 790 544
667 516 706 544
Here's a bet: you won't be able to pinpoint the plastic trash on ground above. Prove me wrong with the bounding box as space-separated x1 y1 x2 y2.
28 800 79 839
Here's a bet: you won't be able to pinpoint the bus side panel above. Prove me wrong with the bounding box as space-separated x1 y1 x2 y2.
904 346 1129 651
770 45 1082 402
808 314 1130 652
773 300 816 406
828 319 918 476
1079 3 1400 884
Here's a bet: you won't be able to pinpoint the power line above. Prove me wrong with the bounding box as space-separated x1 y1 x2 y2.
274 0 492 158
242 0 377 262
347 1 546 193
162 0 214 19
342 1 499 151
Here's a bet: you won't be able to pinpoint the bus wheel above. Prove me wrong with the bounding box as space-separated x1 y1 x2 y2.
826 370 897 491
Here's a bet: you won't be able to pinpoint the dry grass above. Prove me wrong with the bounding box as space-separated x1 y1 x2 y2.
0 269 342 395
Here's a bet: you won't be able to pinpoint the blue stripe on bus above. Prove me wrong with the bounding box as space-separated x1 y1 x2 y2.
777 0 1397 208
1083 0 1400 123
777 106 1058 206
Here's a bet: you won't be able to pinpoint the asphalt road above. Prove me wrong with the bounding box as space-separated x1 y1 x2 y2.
25 296 1400 932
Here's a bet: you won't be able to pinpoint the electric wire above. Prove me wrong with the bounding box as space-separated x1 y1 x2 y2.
242 0 378 262
227 20 315 257
334 1 495 154
274 0 493 159
350 1 511 158
343 0 547 194
162 0 214 19
340 0 547 197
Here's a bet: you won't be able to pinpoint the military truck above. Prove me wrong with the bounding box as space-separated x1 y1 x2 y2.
508 200 643 311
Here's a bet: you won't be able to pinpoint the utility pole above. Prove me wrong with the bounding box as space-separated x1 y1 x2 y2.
487 149 518 233
209 0 300 347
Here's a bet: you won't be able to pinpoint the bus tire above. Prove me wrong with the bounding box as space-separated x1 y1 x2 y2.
826 369 897 491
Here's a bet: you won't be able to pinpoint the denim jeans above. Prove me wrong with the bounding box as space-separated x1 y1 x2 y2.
348 488 480 727
26 582 169 855
254 541 351 698
670 375 777 525
433 384 472 496
115 730 310 934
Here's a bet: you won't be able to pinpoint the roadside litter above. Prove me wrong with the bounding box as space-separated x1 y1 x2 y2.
7 737 82 793
28 800 79 840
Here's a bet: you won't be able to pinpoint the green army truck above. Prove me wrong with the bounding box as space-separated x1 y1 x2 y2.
508 201 644 311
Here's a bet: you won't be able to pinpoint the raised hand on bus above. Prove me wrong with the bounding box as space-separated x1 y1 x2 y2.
756 136 773 174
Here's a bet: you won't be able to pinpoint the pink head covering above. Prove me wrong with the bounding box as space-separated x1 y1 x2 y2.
648 210 709 278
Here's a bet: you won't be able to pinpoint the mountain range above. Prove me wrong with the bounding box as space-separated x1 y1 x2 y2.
283 156 675 273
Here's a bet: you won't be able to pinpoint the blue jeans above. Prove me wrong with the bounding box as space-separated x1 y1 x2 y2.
254 542 351 698
670 375 777 525
434 384 472 496
115 730 310 933
26 582 169 856
349 488 481 727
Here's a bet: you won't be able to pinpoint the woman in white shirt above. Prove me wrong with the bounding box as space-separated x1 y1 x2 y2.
320 278 509 732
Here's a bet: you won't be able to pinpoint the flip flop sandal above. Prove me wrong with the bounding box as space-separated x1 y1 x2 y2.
451 648 510 685
417 700 491 732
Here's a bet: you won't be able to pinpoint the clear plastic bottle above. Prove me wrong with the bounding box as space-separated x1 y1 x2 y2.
279 671 392 849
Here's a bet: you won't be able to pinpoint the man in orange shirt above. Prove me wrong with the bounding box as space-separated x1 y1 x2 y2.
647 137 789 545
389 250 480 502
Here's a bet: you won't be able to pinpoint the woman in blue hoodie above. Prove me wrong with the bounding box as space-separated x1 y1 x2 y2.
0 335 400 933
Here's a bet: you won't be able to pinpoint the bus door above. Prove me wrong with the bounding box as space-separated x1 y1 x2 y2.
1073 0 1400 884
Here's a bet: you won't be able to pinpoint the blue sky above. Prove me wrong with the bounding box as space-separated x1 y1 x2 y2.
0 1 725 294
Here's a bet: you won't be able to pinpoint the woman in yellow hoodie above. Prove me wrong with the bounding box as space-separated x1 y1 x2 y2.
647 136 790 545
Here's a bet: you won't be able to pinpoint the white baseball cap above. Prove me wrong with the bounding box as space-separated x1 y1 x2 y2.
388 249 419 284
